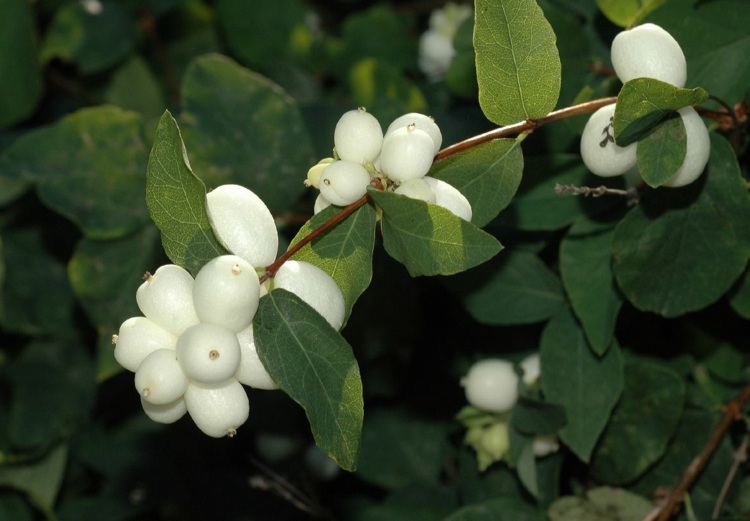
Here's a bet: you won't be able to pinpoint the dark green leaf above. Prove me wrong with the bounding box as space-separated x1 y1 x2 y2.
444 250 565 325
590 361 686 484
357 409 449 489
730 269 750 319
511 397 566 435
39 2 136 74
369 190 502 277
0 0 42 127
179 54 314 214
354 484 457 521
0 176 29 207
636 115 687 188
613 79 708 146
508 424 538 498
105 56 166 121
446 18 478 100
254 289 363 471
146 110 228 275
560 216 623 355
475 0 561 125
548 486 652 521
540 308 623 462
0 444 67 519
613 135 750 317
596 0 666 27
0 106 150 239
442 497 545 521
288 204 377 321
430 139 523 227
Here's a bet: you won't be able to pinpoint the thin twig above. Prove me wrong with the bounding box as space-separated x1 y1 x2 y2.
652 385 750 521
554 183 640 205
712 432 749 519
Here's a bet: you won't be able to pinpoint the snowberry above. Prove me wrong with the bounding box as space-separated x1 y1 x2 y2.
192 255 260 332
532 434 560 457
136 265 199 336
580 103 637 178
114 316 177 372
305 158 334 189
235 325 278 390
319 160 371 206
419 30 455 81
176 323 242 384
271 260 345 330
141 396 187 424
334 108 384 164
134 348 189 404
520 353 540 386
185 379 250 438
423 176 473 221
611 23 687 87
478 421 510 460
662 107 711 188
206 184 278 268
394 178 437 203
313 193 332 215
461 359 519 413
380 125 435 182
385 113 443 155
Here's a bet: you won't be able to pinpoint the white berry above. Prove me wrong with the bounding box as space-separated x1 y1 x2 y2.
134 348 189 404
185 379 250 438
305 158 334 189
580 103 637 178
662 107 711 188
271 260 345 330
206 184 278 268
313 193 332 215
176 323 242 384
141 396 187 424
418 30 455 81
114 316 177 372
611 23 687 87
532 434 560 457
386 113 443 155
423 176 473 221
235 325 278 390
136 265 199 336
380 125 435 182
394 178 437 203
520 353 541 386
461 359 519 413
319 160 371 206
192 255 260 332
334 108 384 164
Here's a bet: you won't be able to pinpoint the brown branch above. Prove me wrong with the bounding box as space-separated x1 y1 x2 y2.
712 432 749 519
653 385 750 521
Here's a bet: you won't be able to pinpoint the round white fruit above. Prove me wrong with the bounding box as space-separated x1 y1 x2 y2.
136 265 199 336
114 316 178 372
334 108 384 164
662 106 711 188
423 176 473 221
206 184 278 268
319 160 371 206
580 103 637 178
394 178 437 203
611 23 687 87
532 434 560 457
461 359 519 413
176 323 242 384
379 125 435 182
313 193 332 215
418 30 454 81
192 255 260 332
385 113 443 155
134 348 189 404
305 158 334 189
185 379 250 438
141 396 187 424
235 325 278 390
520 353 541 386
271 260 345 330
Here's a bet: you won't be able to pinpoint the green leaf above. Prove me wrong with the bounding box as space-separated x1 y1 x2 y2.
146 110 228 275
730 269 750 319
511 397 567 435
356 484 457 521
444 250 565 326
0 444 67 520
254 289 363 471
442 497 545 521
0 176 29 207
548 486 652 521
104 56 166 121
596 0 666 27
508 425 539 498
0 106 150 239
288 204 377 321
540 308 623 463
368 190 502 277
636 115 687 188
0 0 42 127
560 216 623 355
68 225 165 381
613 134 750 317
430 139 523 227
357 409 449 489
613 79 708 146
590 361 686 484
39 2 136 74
475 0 561 125
179 54 314 214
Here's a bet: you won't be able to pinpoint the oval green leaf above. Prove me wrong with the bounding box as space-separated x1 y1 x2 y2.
596 0 667 27
636 114 687 188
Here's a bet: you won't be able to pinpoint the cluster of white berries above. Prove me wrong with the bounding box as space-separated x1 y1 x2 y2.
580 23 710 188
114 184 345 438
460 355 559 470
306 108 472 221
417 2 473 81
